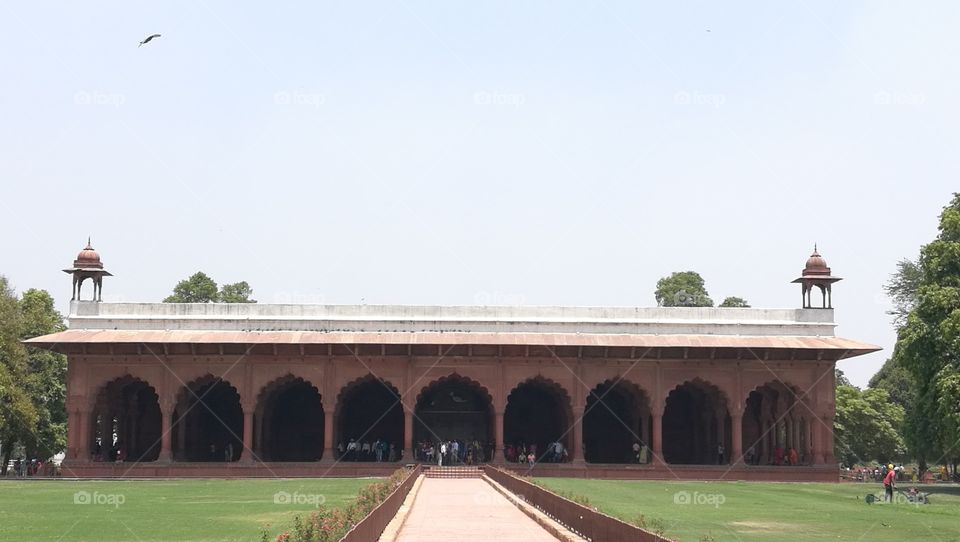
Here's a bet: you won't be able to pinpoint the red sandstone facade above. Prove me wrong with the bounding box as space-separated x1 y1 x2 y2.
28 246 879 480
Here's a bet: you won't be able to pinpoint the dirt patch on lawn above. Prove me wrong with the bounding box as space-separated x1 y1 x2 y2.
730 521 801 533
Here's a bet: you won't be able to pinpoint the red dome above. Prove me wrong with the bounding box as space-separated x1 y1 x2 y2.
801 245 831 276
73 239 104 269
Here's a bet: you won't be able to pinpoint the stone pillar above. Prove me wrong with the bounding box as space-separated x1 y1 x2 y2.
651 408 664 465
323 408 335 462
716 413 726 464
731 407 743 466
242 410 254 463
158 398 174 462
494 411 504 462
822 414 835 463
403 406 414 462
571 406 585 464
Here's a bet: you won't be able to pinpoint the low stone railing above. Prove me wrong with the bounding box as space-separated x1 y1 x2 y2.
339 464 422 542
483 466 672 542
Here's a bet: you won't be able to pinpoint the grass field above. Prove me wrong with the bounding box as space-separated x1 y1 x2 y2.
0 478 375 542
537 478 960 541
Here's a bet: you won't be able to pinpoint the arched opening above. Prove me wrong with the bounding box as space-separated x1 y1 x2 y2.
742 381 809 465
90 376 161 462
414 375 494 463
172 376 243 462
504 377 572 463
584 379 652 463
662 379 731 465
335 375 403 462
257 376 324 461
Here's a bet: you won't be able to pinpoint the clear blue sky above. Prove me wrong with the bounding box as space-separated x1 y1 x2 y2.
2 1 957 387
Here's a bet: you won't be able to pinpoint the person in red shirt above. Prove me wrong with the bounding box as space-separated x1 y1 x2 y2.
883 464 896 502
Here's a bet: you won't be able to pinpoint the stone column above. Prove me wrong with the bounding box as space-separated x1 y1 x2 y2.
323 407 335 462
731 406 743 466
571 406 585 464
651 407 664 465
158 399 174 462
403 406 414 462
822 414 835 463
494 410 504 462
242 409 254 463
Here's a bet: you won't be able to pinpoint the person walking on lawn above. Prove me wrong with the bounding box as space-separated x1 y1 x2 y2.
883 463 896 502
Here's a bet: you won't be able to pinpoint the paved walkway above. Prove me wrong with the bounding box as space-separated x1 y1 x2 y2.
394 478 558 541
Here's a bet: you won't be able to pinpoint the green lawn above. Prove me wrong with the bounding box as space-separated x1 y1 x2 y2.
536 478 960 542
0 478 375 542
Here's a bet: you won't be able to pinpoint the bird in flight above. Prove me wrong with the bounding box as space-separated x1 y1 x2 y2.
139 34 161 47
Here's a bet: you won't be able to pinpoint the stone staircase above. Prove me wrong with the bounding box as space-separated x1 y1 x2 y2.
422 465 484 479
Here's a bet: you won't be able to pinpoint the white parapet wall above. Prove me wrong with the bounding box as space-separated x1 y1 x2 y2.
67 301 837 338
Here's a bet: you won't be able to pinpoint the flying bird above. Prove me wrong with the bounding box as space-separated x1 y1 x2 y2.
139 34 161 47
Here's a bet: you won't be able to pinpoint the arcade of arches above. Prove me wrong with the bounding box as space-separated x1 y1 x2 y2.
81 372 833 469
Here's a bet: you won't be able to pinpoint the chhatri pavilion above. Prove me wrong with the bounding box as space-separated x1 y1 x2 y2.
27 242 879 480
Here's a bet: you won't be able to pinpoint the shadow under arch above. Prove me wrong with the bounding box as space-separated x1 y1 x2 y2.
742 380 811 465
503 376 574 463
90 375 161 462
584 378 653 463
255 374 324 461
414 373 494 462
334 374 403 461
172 375 243 462
662 378 731 465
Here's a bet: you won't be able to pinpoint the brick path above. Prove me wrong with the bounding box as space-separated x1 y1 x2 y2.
394 478 558 541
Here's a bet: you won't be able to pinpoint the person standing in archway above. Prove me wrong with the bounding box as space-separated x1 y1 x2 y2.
717 443 725 465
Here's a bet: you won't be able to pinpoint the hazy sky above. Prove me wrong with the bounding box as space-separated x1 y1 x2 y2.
2 1 957 387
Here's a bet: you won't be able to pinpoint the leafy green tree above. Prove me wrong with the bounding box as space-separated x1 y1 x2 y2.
719 296 750 308
835 368 852 388
164 273 257 303
896 193 960 471
219 281 255 303
834 384 906 466
164 272 219 303
0 277 66 473
655 271 713 307
868 354 916 414
885 258 922 328
19 289 67 460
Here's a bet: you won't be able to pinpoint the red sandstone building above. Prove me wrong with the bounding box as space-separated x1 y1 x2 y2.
28 244 879 480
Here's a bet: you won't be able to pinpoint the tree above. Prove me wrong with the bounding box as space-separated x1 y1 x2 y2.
895 193 960 472
885 258 922 328
835 368 852 388
0 277 66 473
719 296 750 308
655 271 713 307
834 384 906 466
163 272 257 303
219 281 255 303
164 272 219 303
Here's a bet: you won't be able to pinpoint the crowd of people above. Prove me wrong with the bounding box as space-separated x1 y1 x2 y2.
414 439 490 465
337 438 399 462
6 457 52 477
743 444 804 466
504 441 568 465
